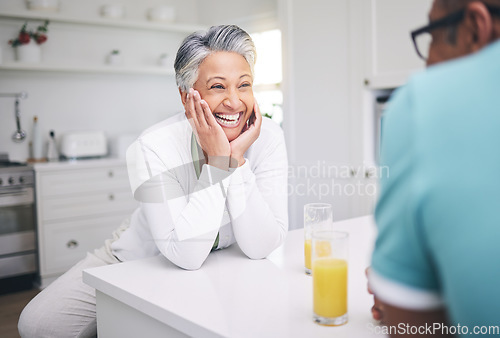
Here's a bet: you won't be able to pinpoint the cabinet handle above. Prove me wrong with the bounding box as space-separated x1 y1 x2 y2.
108 171 114 178
67 240 78 249
109 194 115 201
365 170 375 179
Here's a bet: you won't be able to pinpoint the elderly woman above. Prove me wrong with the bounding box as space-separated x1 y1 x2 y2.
18 25 288 337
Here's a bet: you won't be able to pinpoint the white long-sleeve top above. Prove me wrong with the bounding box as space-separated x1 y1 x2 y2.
111 112 289 270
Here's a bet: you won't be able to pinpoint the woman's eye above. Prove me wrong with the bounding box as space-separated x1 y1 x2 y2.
211 84 224 89
240 83 251 88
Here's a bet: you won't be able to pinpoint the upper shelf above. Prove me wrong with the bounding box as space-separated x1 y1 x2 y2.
0 10 206 33
0 62 175 76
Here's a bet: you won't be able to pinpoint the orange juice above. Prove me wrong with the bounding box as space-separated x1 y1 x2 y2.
306 240 332 273
305 239 312 271
313 258 348 320
315 240 332 257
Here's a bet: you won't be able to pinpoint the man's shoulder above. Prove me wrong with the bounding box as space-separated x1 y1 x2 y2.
408 41 500 96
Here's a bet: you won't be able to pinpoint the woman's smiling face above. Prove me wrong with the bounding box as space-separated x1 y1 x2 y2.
192 51 254 142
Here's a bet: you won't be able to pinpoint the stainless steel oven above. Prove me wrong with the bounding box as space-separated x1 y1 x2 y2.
0 164 37 292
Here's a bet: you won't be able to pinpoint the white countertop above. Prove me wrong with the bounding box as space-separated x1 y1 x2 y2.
33 157 126 172
83 215 384 338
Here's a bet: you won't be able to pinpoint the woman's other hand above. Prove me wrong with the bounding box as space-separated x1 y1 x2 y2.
229 101 262 167
185 88 231 170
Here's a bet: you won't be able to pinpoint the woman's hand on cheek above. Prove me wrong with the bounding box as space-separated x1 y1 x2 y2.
229 101 262 167
185 88 231 170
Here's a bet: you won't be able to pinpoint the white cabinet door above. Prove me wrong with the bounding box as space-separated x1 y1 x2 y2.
35 161 139 287
364 0 433 88
39 167 130 196
41 190 137 221
42 214 127 275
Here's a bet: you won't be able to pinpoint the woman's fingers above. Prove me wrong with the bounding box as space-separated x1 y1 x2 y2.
186 89 200 128
253 101 263 129
200 99 217 127
185 89 201 138
193 90 208 128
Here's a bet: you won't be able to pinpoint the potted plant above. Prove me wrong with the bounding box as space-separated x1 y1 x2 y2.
106 49 122 65
9 20 49 63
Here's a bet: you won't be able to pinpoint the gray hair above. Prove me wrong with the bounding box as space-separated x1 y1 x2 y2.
174 25 256 93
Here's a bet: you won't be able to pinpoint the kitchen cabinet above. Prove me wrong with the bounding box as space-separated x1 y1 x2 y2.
34 159 138 288
361 0 432 89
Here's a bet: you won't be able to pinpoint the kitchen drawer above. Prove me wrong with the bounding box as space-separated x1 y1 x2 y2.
42 214 127 274
38 166 130 197
41 189 138 221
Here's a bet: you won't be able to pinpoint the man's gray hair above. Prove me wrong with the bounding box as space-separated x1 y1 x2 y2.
174 25 256 93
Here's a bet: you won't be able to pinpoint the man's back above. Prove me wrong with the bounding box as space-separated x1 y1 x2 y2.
372 39 500 333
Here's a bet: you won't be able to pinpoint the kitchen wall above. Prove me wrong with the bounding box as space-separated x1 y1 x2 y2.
196 0 278 32
281 0 360 226
0 0 277 162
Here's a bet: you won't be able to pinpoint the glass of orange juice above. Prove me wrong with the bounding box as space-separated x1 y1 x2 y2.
304 203 332 275
312 231 348 326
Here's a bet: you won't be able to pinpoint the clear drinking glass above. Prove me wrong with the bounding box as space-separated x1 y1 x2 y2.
304 203 333 275
312 231 349 326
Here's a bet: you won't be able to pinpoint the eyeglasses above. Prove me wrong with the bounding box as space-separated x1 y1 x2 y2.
411 5 500 61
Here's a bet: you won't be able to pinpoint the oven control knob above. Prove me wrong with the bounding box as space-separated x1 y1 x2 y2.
8 177 15 185
19 176 25 184
0 178 3 185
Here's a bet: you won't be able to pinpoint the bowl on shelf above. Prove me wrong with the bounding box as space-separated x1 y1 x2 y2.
147 6 175 23
100 3 126 19
26 0 60 11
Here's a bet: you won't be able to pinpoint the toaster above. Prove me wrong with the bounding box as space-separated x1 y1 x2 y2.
59 131 108 159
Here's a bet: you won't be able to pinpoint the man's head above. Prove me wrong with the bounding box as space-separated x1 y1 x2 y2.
426 0 500 65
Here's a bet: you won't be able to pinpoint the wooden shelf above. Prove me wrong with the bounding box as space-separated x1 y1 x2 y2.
0 10 206 33
0 62 175 76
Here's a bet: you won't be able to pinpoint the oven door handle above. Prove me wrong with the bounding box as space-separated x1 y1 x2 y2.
0 190 30 196
0 187 34 206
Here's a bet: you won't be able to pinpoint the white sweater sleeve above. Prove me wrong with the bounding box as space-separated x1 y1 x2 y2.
226 131 289 259
130 136 231 270
141 164 231 270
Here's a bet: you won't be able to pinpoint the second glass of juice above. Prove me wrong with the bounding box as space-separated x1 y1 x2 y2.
304 203 332 275
312 230 348 326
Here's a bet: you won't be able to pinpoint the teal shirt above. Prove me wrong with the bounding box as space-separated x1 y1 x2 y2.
372 40 500 334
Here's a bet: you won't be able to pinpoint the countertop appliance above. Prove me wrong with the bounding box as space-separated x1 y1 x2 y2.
59 131 108 159
0 155 37 294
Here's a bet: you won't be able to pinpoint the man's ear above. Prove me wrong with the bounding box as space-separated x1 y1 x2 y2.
179 88 187 106
463 2 494 52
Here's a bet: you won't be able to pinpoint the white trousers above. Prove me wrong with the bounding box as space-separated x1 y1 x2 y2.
18 220 128 338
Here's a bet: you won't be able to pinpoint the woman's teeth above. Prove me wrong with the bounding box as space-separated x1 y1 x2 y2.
214 113 240 126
